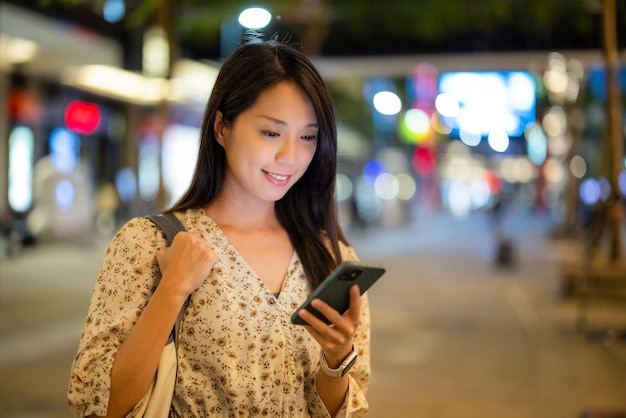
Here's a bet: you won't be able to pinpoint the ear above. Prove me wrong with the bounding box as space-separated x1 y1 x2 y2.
214 110 226 146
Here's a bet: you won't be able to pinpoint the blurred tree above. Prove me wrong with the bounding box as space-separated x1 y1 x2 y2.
601 0 623 262
38 0 624 58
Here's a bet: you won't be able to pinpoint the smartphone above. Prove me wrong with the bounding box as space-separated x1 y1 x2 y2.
291 261 386 325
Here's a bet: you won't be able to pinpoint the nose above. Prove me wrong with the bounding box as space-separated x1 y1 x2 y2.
275 137 296 165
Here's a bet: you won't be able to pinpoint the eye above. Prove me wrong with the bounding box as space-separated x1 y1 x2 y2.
302 133 318 141
262 130 280 138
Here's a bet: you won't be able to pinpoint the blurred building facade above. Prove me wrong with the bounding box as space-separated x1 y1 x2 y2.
1 1 625 254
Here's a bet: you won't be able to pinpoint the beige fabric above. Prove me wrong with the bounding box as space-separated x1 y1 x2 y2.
68 208 371 417
135 338 177 417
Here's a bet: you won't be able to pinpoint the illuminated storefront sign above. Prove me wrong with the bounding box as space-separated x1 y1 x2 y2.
64 100 101 134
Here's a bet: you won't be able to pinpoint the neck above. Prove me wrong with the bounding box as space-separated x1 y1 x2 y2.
204 197 278 229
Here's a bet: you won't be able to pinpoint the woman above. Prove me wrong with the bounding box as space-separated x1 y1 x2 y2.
68 39 371 417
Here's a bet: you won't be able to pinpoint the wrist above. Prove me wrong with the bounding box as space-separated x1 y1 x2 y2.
320 346 358 378
323 347 353 368
152 279 190 308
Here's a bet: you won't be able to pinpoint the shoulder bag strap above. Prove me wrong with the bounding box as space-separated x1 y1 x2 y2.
146 213 188 344
146 213 186 246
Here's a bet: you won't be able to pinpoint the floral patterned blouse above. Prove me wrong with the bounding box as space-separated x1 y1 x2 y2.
68 208 371 417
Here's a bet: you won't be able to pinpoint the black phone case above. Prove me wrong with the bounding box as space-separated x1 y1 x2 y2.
291 261 386 325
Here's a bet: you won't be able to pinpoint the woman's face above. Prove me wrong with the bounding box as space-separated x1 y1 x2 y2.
214 81 318 205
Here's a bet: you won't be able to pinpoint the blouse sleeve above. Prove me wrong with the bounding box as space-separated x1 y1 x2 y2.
67 217 164 417
341 292 372 418
310 243 372 418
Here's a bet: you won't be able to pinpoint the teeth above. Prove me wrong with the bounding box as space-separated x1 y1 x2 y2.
266 171 288 181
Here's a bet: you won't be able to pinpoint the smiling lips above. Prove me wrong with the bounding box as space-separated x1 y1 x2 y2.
263 170 290 186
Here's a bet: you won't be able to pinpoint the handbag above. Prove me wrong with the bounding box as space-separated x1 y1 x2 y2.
135 213 187 418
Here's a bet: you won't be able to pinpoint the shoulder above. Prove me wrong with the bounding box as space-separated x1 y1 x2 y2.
338 239 359 262
114 208 212 246
168 207 212 232
117 208 205 238
117 216 162 239
320 231 359 262
104 216 164 259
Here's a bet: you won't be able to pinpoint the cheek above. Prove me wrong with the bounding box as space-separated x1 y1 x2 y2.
294 153 315 177
301 143 318 165
224 135 258 163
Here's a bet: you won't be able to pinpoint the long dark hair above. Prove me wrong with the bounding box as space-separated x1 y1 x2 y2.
167 39 346 290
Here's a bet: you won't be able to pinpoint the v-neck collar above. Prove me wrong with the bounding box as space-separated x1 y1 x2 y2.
199 210 298 300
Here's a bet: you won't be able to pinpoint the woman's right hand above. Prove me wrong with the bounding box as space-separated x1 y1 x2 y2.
156 231 218 299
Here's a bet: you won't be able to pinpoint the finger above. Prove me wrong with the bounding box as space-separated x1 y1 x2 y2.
310 285 361 330
309 299 345 330
304 307 356 346
346 285 362 322
299 322 324 344
297 308 330 330
298 308 344 339
298 310 345 351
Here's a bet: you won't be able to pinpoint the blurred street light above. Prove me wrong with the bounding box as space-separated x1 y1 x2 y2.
238 7 271 29
373 91 401 116
222 7 272 58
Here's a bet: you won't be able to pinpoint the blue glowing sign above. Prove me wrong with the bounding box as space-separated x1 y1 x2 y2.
437 71 537 139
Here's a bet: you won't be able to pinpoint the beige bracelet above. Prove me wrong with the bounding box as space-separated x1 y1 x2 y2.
320 348 358 378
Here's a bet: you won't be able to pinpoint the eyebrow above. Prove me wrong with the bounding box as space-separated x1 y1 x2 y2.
257 114 318 128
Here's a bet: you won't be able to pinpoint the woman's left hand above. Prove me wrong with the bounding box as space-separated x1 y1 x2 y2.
298 284 361 364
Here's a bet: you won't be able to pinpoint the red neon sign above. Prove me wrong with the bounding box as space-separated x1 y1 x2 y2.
64 101 101 134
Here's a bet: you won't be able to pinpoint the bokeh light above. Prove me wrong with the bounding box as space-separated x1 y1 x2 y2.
446 181 472 218
396 173 417 200
547 134 572 157
399 108 431 144
8 126 34 212
138 140 160 201
580 178 601 205
336 173 353 202
618 170 626 196
438 71 536 138
238 7 271 29
569 155 587 179
459 127 481 147
49 128 80 175
363 159 387 184
543 158 566 185
542 107 567 137
469 177 492 208
487 128 509 152
115 167 137 203
373 91 402 115
143 26 169 78
374 173 399 200
526 123 547 165
599 177 612 201
499 157 536 183
162 124 201 205
355 177 382 222
102 0 125 23
55 179 75 211
434 93 459 118
431 112 452 135
412 146 436 176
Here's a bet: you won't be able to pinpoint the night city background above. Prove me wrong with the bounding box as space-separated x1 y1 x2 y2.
0 1 625 417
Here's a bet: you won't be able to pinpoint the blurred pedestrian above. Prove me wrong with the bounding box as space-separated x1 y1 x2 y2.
490 193 515 269
68 38 371 417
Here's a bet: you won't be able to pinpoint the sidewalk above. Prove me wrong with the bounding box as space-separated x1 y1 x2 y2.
350 212 626 418
0 211 625 418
